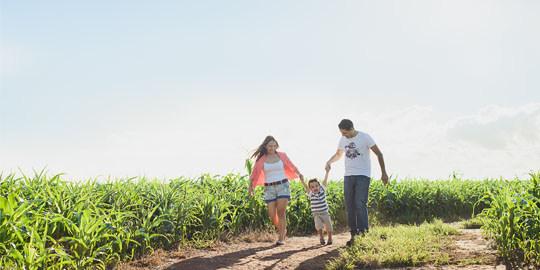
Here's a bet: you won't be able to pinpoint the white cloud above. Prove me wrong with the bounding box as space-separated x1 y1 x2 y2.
446 103 540 149
340 103 540 180
1 98 539 181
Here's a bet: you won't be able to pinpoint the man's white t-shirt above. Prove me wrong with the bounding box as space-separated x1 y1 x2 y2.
338 131 376 177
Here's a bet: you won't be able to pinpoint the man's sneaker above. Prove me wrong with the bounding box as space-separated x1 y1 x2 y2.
357 229 368 236
346 237 355 247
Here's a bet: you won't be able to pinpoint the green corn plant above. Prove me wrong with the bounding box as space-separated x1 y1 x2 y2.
1 170 538 269
479 172 539 268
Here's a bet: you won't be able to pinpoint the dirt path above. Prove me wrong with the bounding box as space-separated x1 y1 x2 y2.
434 227 503 270
119 226 505 270
119 231 349 270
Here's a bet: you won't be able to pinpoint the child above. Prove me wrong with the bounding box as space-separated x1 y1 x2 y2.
300 170 333 245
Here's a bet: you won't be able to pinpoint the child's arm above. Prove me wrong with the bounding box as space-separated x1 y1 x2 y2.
322 169 329 187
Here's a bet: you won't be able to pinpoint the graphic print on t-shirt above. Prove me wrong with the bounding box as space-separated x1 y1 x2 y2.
345 142 361 159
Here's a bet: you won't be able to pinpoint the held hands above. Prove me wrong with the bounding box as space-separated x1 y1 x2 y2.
325 162 331 172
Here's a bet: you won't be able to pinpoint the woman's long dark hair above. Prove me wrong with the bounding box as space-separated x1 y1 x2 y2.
251 135 279 161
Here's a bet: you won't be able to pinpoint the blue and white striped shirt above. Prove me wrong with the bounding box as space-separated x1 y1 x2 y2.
309 186 329 213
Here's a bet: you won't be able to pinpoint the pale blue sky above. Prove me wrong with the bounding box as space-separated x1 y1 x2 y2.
1 1 539 180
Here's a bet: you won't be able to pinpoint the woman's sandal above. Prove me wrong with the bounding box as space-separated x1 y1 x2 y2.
276 240 285 246
320 238 326 245
326 240 333 245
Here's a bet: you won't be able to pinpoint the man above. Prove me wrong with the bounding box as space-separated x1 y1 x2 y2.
325 119 389 246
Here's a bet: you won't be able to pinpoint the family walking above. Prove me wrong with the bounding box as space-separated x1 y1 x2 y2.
248 119 389 246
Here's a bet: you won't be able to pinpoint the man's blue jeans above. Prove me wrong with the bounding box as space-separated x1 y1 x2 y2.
344 175 371 235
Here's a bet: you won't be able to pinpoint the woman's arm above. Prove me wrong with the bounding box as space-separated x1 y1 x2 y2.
248 157 263 196
295 168 304 182
248 179 254 196
293 164 308 193
281 152 304 181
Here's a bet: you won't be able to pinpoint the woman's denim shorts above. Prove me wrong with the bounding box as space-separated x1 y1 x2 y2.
263 180 291 203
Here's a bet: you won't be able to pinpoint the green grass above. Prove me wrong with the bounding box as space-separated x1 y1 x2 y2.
326 220 458 269
461 216 486 229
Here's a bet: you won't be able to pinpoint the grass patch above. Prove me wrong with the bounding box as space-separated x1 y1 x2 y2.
460 216 485 229
326 220 458 269
457 257 490 266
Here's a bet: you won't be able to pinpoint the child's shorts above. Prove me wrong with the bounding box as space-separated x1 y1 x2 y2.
313 211 333 232
263 181 291 203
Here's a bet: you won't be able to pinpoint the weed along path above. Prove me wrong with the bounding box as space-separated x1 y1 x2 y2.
119 224 502 270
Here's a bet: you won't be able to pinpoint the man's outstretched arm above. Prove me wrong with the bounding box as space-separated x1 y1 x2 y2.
325 149 344 171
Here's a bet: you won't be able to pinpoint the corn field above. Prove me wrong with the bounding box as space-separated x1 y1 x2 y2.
479 172 540 268
0 171 537 269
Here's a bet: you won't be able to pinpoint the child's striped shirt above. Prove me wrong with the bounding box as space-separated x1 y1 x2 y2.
309 185 329 213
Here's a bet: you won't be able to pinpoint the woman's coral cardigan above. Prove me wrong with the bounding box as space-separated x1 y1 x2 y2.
249 151 299 188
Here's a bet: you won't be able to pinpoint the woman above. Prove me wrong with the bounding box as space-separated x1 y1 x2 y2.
249 135 304 245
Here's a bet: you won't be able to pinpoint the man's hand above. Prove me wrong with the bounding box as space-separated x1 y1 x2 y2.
381 172 389 186
325 150 342 173
325 162 331 172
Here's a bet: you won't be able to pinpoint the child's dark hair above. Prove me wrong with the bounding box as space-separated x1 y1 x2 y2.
308 178 320 186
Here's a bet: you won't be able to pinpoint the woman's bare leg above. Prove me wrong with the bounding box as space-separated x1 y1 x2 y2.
267 201 279 229
276 198 289 241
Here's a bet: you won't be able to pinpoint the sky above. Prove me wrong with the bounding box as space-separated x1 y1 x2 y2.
1 1 539 181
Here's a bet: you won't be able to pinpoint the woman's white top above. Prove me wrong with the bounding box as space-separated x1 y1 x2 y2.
264 159 287 183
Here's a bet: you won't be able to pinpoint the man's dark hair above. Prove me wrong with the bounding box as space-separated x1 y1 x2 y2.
338 119 354 130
